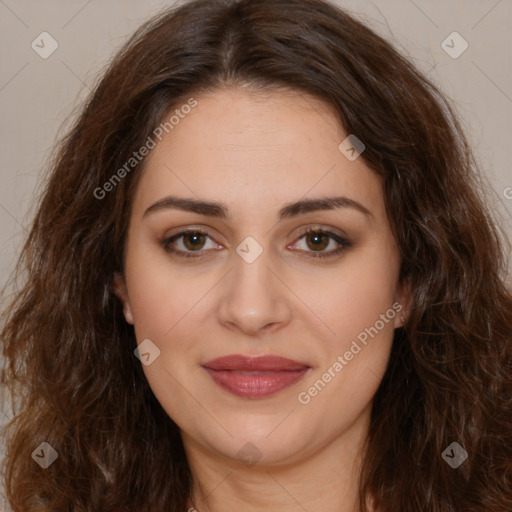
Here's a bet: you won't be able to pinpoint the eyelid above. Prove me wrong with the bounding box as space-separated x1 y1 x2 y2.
292 224 349 241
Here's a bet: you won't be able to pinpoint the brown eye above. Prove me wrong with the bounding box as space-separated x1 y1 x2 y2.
161 229 222 259
182 232 207 251
162 228 349 261
291 229 351 259
304 231 330 251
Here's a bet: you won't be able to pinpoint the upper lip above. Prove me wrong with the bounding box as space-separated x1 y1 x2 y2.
202 354 310 372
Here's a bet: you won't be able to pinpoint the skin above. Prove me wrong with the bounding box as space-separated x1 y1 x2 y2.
113 87 409 512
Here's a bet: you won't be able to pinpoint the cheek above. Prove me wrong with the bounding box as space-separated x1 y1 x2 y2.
124 239 210 340
293 276 398 425
129 278 198 341
292 253 400 346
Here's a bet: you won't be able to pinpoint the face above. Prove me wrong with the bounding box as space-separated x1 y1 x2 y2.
113 87 408 467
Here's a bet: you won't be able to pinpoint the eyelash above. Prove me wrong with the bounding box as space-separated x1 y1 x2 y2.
161 227 351 260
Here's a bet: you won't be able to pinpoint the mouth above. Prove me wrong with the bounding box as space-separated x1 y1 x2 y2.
201 354 311 399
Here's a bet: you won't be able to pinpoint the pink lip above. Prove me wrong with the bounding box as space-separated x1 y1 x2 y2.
202 355 311 399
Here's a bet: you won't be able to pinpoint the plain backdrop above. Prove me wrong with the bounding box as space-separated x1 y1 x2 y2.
0 0 511 508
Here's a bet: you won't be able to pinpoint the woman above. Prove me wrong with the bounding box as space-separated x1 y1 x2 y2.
1 0 511 510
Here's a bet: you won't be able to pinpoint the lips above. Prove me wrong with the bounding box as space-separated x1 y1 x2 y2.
202 355 311 399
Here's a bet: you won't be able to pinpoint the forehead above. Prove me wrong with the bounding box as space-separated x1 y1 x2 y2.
132 87 385 223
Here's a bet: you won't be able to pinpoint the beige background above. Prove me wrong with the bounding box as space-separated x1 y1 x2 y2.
0 0 511 507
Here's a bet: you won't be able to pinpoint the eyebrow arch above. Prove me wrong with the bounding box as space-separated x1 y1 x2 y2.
143 195 373 220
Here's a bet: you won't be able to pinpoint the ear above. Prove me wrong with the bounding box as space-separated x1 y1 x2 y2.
393 281 412 329
111 272 134 325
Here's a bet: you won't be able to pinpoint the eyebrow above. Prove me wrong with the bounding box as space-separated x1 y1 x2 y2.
143 195 372 220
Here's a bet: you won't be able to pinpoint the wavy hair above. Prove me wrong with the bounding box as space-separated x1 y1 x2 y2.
1 0 511 510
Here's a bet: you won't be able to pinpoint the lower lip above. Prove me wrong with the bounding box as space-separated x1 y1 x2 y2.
203 368 310 398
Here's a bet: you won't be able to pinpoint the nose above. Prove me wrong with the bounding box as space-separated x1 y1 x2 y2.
216 246 292 336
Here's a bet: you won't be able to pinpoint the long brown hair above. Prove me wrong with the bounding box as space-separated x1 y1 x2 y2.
1 0 511 510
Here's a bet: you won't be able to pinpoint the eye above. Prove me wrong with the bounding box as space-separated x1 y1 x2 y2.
289 228 350 259
161 227 351 260
161 229 222 258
